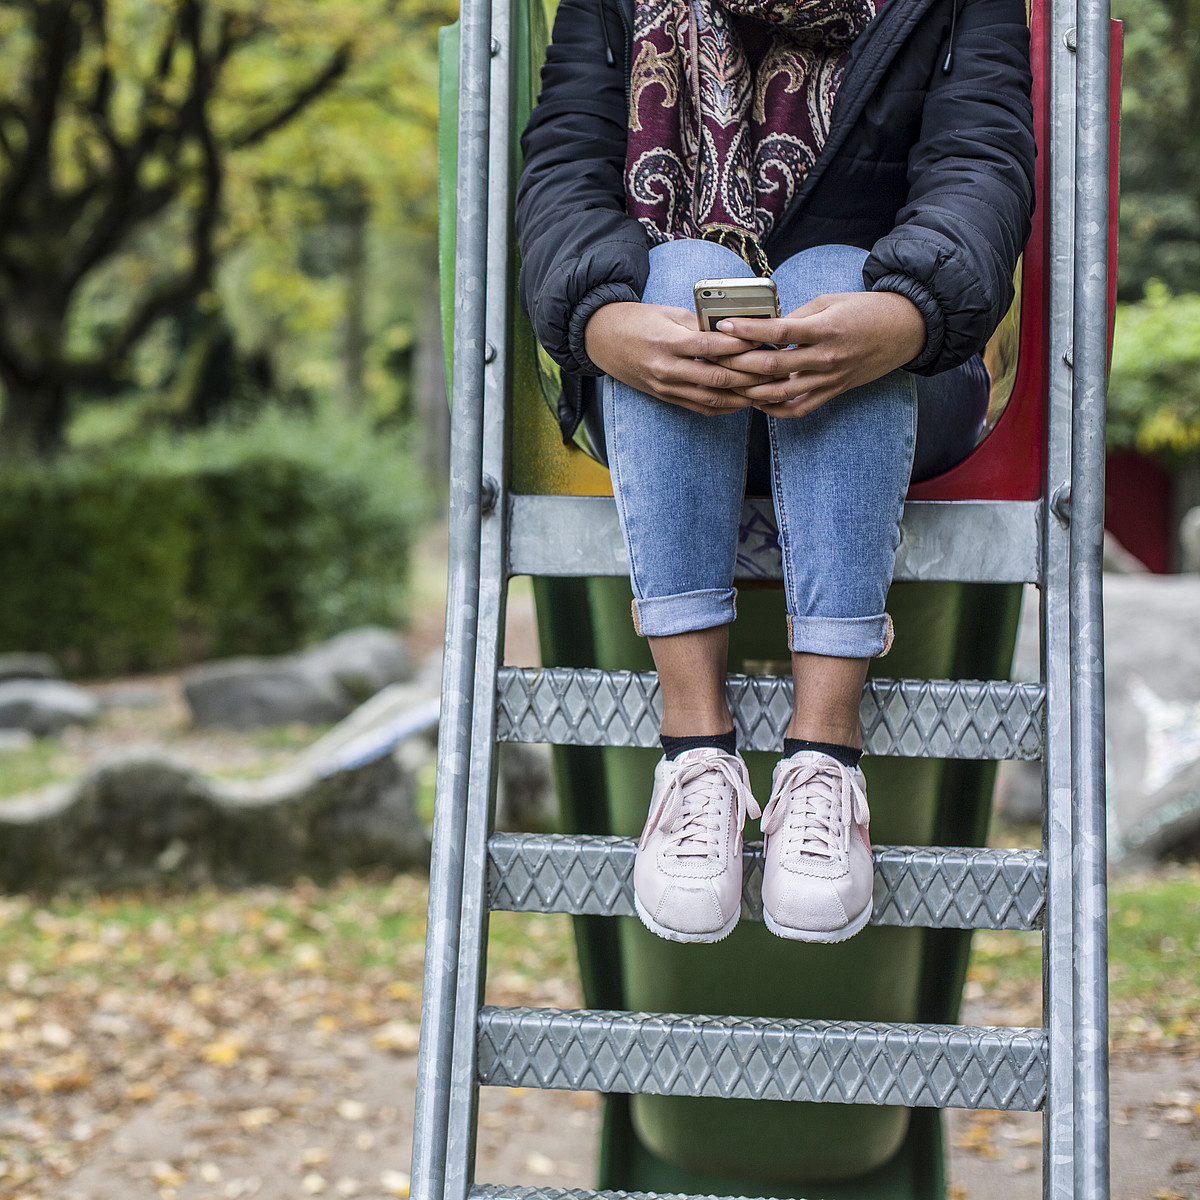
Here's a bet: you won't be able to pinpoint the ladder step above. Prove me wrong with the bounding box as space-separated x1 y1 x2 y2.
496 669 1045 760
476 1007 1046 1111
507 494 1042 585
488 834 1045 930
472 1189 773 1200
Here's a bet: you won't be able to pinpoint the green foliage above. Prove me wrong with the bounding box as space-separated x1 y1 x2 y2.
0 0 455 454
1107 282 1200 455
0 411 424 674
1112 0 1200 300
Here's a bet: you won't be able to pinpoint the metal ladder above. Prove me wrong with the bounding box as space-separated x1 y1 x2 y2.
410 0 1112 1188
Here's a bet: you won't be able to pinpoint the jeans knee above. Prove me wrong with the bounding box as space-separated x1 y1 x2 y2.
773 244 870 309
644 239 756 308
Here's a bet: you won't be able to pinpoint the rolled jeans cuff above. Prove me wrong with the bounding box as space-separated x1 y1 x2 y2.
787 612 895 658
632 588 738 638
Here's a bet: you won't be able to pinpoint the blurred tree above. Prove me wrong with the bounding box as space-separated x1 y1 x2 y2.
1108 281 1200 454
0 0 451 458
1113 0 1200 300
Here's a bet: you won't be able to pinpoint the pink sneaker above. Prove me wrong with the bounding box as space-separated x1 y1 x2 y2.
759 751 873 942
633 748 760 943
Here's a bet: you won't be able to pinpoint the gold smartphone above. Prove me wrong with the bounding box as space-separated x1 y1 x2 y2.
693 277 780 331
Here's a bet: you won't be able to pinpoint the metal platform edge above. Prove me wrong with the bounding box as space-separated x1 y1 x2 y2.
507 495 1041 584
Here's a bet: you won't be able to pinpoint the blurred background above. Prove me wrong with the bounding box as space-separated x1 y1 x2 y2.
0 0 1199 1198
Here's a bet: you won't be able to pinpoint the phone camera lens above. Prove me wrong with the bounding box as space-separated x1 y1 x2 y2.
701 290 712 297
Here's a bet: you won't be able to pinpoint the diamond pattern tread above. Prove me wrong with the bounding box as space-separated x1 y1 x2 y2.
495 669 1045 760
476 1007 1047 1111
488 834 1045 930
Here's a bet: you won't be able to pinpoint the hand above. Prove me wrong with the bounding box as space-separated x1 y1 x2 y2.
584 302 776 416
710 291 927 418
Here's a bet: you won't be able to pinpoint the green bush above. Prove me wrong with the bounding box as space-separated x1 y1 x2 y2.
1108 282 1200 455
0 412 424 675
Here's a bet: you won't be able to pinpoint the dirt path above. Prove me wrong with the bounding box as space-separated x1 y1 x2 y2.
50 1036 1200 1200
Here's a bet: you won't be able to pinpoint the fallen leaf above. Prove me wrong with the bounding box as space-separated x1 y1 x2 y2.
525 1153 555 1176
371 1021 419 1054
380 1169 411 1198
237 1107 279 1132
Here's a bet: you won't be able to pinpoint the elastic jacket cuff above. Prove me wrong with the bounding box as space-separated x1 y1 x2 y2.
869 273 946 374
567 282 641 375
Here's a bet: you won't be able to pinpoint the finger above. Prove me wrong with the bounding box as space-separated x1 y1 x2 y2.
754 381 844 418
662 385 757 414
715 314 819 346
653 355 774 391
734 373 842 404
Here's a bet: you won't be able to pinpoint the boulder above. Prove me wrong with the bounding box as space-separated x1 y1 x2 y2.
0 652 61 682
0 679 99 736
299 626 413 703
183 628 413 729
0 729 35 754
183 658 353 730
1104 575 1200 863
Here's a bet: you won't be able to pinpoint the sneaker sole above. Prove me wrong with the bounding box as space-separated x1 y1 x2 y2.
762 896 873 944
634 894 741 944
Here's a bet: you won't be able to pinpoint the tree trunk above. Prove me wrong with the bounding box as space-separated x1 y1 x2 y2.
338 187 369 411
0 377 68 460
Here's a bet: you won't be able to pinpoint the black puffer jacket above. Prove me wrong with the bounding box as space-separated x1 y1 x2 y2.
515 0 1036 442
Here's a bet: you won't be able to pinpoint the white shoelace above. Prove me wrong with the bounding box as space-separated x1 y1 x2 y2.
759 757 869 865
640 755 761 858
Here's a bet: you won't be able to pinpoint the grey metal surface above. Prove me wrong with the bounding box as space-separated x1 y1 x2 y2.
507 495 1041 584
442 10 517 1200
1070 0 1113 1189
477 1007 1048 1111
409 0 492 1195
495 667 1045 760
472 1189 767 1200
1044 0 1083 1189
487 833 1046 930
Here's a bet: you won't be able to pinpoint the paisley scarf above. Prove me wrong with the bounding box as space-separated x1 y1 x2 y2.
624 0 881 272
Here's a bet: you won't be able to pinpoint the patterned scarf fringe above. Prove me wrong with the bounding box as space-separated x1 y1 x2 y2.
707 228 773 276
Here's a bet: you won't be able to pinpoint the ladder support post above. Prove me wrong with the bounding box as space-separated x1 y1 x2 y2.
1070 0 1112 1189
444 5 517 1198
410 0 493 1196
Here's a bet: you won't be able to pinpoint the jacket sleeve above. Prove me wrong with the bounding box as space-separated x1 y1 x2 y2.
515 0 650 377
863 0 1036 374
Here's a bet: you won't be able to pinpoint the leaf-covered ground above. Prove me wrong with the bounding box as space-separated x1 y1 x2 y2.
1 865 1198 1200
0 874 579 1200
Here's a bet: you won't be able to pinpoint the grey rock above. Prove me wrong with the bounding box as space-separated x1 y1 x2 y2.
0 652 61 682
0 728 35 754
184 658 353 730
1181 506 1200 573
496 743 557 833
0 679 99 736
183 627 413 730
1103 575 1200 863
299 627 413 704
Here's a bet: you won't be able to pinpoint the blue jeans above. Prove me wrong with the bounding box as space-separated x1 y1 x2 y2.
602 239 917 659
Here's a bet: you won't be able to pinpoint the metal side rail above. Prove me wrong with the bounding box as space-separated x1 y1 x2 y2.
476 1008 1047 1110
497 668 1045 759
487 834 1046 930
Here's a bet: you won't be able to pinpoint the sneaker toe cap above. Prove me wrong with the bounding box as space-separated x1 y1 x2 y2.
652 884 731 935
763 874 850 934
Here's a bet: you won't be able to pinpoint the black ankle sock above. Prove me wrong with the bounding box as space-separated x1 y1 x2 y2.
782 737 862 769
661 730 737 761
